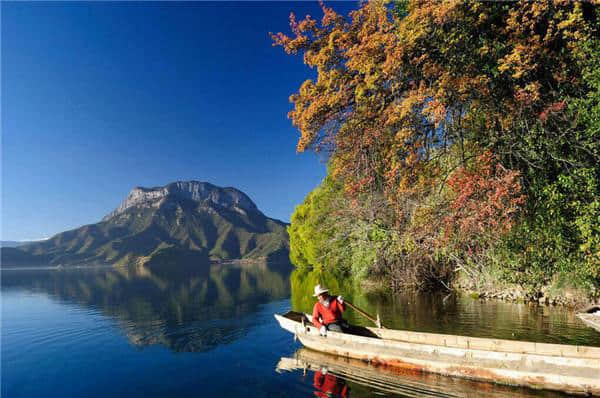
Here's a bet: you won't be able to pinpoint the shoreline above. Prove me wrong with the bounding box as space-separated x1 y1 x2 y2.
453 283 599 310
0 256 285 272
360 275 599 310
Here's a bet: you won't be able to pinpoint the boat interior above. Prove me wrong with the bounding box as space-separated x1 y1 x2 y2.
282 311 380 339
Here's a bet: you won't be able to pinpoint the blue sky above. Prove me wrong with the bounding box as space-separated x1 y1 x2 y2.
2 1 356 240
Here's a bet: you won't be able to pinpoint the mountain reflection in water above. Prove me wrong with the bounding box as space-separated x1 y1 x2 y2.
1 260 293 352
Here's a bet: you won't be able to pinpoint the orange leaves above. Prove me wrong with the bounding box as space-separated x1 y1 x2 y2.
430 0 461 25
422 98 447 128
498 43 537 80
318 1 335 25
273 0 596 214
271 0 402 193
383 87 425 127
498 1 591 110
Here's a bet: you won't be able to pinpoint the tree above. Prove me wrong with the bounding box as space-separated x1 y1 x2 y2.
275 0 600 292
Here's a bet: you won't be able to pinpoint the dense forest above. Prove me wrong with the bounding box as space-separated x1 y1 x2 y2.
273 1 599 302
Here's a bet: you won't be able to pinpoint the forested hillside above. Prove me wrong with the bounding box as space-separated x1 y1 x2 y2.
273 1 599 302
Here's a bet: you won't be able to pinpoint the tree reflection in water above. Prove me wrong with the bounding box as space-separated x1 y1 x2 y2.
290 268 600 346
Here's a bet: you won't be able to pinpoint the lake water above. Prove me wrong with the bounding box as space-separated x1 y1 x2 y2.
2 262 599 397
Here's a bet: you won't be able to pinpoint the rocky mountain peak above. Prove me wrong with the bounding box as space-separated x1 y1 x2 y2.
102 181 258 221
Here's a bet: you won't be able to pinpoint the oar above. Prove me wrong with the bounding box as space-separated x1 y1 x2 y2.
344 300 385 329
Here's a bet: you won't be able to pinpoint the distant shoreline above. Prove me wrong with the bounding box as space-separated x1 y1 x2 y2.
0 264 118 271
0 257 288 271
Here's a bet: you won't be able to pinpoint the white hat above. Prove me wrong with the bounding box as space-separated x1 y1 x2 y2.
313 284 329 297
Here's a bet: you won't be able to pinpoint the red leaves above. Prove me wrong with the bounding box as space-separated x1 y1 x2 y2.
538 100 566 123
443 152 526 245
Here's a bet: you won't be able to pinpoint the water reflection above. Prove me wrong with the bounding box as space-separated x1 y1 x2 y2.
3 263 595 398
312 367 349 398
290 268 600 346
1 259 293 352
277 348 569 398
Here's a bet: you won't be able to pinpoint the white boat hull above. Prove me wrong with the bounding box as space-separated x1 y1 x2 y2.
275 312 600 396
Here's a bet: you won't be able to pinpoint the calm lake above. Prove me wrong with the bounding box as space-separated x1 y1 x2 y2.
2 261 599 397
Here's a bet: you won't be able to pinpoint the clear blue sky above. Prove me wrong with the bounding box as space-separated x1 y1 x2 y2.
2 1 356 241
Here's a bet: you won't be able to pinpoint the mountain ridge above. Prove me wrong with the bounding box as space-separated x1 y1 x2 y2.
1 181 289 268
103 181 263 221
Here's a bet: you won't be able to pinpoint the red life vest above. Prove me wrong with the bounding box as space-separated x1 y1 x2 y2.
312 296 345 328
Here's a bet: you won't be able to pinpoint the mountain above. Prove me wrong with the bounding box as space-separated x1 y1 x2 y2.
1 181 289 267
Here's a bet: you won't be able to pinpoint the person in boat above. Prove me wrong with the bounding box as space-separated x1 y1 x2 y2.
312 284 347 335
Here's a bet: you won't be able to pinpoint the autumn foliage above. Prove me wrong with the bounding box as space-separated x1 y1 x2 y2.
444 152 525 246
275 1 600 293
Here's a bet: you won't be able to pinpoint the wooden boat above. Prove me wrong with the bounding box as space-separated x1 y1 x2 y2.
274 311 600 396
577 306 600 333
